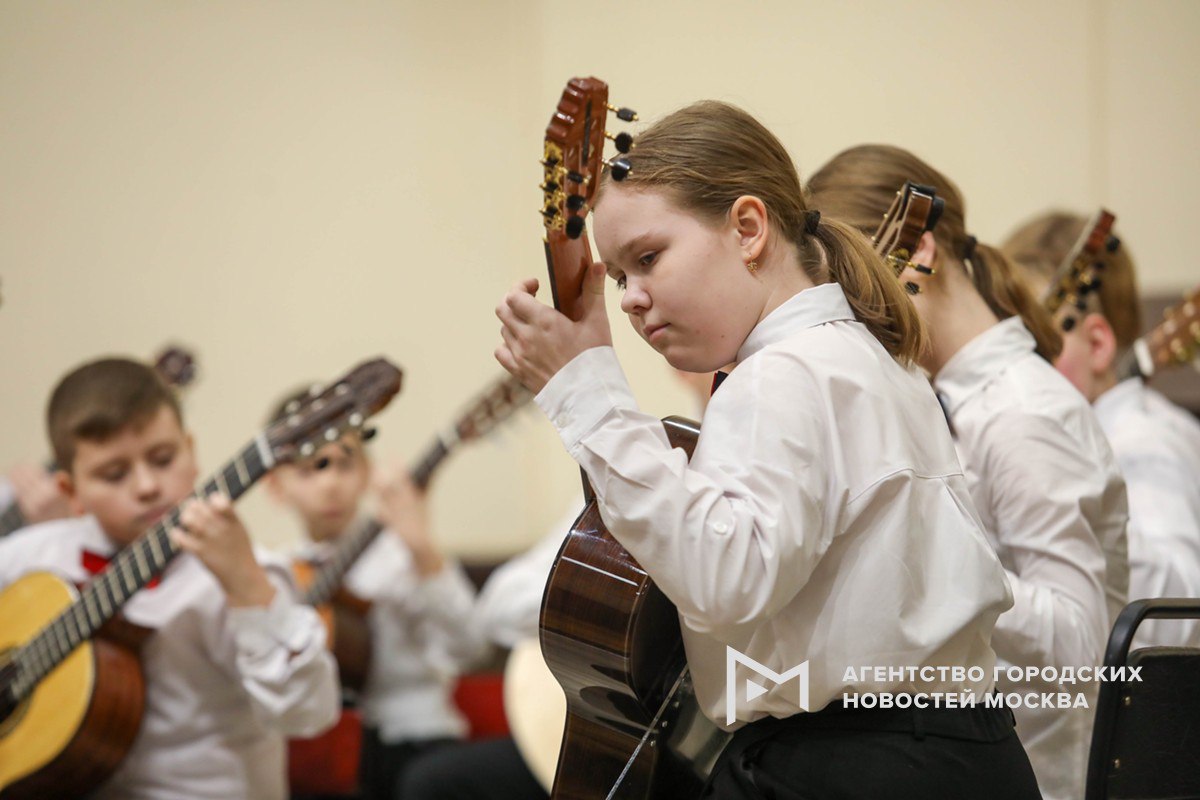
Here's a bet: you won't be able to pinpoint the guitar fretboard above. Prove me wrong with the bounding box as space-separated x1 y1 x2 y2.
10 437 274 702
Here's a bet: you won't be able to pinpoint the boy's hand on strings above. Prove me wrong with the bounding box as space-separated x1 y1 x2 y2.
495 261 612 394
374 466 445 578
171 493 276 608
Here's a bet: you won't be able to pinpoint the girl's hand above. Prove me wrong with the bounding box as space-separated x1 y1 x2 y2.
494 261 612 393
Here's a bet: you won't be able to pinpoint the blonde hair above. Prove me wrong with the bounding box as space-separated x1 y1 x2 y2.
597 101 926 364
1002 211 1142 352
807 144 1062 361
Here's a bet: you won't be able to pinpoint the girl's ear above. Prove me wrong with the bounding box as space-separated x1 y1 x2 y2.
730 195 769 263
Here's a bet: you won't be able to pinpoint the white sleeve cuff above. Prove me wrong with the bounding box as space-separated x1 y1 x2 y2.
535 346 639 451
227 586 321 656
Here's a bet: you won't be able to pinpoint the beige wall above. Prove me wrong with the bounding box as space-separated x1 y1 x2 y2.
2 0 1196 559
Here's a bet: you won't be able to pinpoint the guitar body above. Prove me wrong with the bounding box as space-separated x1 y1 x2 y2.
292 560 373 692
541 417 728 799
0 572 148 799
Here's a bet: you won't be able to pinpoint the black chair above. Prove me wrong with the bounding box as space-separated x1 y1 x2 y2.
1086 598 1200 800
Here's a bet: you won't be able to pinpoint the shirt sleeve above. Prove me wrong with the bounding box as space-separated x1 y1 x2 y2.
1114 439 1200 648
222 563 340 738
981 411 1113 672
535 346 829 635
474 505 577 648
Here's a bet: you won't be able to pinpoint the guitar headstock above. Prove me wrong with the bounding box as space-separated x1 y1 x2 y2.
1139 285 1200 375
541 77 637 319
1043 208 1118 331
152 345 199 390
454 374 533 442
264 358 403 463
871 182 943 295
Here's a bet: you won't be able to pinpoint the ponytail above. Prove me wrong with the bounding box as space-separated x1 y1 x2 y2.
805 217 926 364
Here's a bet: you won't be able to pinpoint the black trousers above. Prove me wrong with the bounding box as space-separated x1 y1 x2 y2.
398 736 549 800
703 701 1043 799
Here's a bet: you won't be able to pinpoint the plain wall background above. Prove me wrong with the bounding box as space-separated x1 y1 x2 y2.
2 0 1196 558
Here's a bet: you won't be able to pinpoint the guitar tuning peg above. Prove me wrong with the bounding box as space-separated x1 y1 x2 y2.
565 171 586 185
565 216 586 239
540 180 560 193
284 400 301 415
905 282 920 296
1105 235 1120 253
349 412 364 428
540 207 559 220
607 103 638 122
324 428 339 442
1061 315 1078 332
362 427 378 442
540 155 560 168
606 131 634 154
606 157 631 181
566 195 587 212
300 441 316 457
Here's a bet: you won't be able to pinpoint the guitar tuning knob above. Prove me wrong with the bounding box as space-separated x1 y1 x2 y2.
606 157 632 181
606 131 634 154
541 207 559 220
565 216 586 239
1105 235 1120 254
905 282 920 296
540 156 560 168
1061 315 1077 332
607 103 638 122
565 171 586 185
540 180 559 193
566 195 587 212
300 442 315 457
324 428 339 442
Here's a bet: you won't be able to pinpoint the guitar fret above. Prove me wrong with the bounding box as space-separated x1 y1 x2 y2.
235 454 250 487
148 528 166 568
214 469 230 498
133 543 152 583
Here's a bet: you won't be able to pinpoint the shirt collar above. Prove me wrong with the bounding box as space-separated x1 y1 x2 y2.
1093 377 1144 429
736 282 858 363
934 317 1037 413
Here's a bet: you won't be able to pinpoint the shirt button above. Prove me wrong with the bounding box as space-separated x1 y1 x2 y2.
713 522 729 534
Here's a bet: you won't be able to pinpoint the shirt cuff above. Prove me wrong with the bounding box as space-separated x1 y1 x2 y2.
536 346 639 451
227 586 320 656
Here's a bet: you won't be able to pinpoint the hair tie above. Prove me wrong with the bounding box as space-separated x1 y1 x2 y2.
962 235 978 262
804 209 821 235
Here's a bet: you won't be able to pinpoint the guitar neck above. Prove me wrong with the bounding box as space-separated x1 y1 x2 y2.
0 502 26 539
10 437 274 702
302 435 454 606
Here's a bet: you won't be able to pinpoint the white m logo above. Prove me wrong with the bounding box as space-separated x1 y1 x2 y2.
725 646 810 726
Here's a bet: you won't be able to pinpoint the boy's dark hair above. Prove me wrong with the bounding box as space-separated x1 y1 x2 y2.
48 358 183 470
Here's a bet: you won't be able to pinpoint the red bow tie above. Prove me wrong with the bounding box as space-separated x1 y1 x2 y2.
82 549 160 589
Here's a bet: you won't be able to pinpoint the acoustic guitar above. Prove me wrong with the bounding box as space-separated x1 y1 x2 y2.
0 345 200 539
1042 207 1119 331
536 77 728 800
0 357 402 799
871 180 944 294
1118 284 1200 381
292 373 531 692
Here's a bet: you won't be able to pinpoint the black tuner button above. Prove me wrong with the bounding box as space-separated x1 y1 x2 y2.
566 195 586 212
905 282 920 295
1105 235 1120 253
1062 315 1077 332
541 181 559 193
609 157 631 181
566 171 585 184
912 263 935 276
609 104 638 122
541 156 559 168
565 216 586 239
613 132 634 154
541 207 558 220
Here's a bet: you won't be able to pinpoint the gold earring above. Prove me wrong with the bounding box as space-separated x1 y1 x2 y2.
746 259 759 274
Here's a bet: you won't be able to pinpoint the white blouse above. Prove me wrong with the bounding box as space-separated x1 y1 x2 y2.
1094 377 1200 648
934 317 1130 800
535 282 1012 731
0 515 339 800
